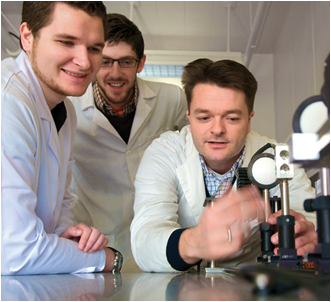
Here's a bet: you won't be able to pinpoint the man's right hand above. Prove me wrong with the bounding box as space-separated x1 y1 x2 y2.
178 185 265 264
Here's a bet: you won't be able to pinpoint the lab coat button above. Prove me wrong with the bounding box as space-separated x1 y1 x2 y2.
126 150 132 156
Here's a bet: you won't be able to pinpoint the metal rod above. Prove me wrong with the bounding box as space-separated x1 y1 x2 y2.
227 3 231 52
263 189 270 222
280 180 290 216
129 1 135 21
243 1 270 67
210 199 215 269
1 11 20 36
319 167 330 196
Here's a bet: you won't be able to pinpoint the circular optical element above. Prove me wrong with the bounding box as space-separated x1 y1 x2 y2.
293 95 328 133
300 101 328 133
251 157 277 186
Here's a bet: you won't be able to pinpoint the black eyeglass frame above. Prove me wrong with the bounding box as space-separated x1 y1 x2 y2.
101 58 138 69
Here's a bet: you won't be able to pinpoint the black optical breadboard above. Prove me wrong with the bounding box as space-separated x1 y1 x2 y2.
237 167 251 189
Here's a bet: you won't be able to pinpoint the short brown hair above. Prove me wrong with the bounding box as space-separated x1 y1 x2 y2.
104 13 145 60
182 58 258 114
21 1 107 46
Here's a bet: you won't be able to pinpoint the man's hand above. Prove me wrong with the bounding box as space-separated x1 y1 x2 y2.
102 248 116 272
60 223 108 253
268 209 317 255
179 185 265 264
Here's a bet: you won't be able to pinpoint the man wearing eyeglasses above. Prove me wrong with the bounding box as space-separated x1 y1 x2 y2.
69 13 188 272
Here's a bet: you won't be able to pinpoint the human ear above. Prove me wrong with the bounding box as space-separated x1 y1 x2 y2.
186 110 192 132
137 54 146 73
20 22 34 53
247 111 255 134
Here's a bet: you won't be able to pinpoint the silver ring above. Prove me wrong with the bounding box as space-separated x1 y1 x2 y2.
227 228 232 243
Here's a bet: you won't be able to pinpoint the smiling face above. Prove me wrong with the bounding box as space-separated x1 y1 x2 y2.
95 41 146 107
20 2 105 110
187 83 254 174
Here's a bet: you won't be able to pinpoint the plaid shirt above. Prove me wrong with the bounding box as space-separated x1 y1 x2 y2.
93 81 138 117
199 145 246 198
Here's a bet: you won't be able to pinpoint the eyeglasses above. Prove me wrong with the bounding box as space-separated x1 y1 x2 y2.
101 58 138 69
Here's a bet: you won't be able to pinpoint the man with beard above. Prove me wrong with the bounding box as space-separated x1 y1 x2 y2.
1 1 120 275
69 13 188 272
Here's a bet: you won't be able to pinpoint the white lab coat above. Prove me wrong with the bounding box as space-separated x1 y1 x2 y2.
1 51 105 275
69 77 188 272
131 126 316 272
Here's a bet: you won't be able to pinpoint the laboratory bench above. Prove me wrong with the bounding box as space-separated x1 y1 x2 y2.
2 264 330 301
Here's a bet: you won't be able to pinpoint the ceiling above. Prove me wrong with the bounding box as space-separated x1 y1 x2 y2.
1 1 292 55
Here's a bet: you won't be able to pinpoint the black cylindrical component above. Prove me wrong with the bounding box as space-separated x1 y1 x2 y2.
304 198 315 212
260 222 275 253
304 196 330 244
277 215 295 249
317 208 330 244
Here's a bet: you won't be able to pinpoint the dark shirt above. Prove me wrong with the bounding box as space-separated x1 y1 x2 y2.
51 101 67 133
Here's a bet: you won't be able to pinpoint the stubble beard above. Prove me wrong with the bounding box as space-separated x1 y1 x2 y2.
98 80 134 107
30 41 69 98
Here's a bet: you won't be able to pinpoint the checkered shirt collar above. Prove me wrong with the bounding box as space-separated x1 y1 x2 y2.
93 81 138 117
200 144 246 198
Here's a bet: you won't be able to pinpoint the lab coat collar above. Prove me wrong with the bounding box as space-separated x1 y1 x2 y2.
80 83 95 109
16 51 51 120
129 78 155 140
176 129 206 223
136 77 156 99
15 51 63 168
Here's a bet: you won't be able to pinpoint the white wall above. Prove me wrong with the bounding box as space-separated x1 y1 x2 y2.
1 12 22 60
138 76 183 88
249 54 275 139
272 1 330 142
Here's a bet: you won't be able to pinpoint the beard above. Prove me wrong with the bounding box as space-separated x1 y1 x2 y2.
30 42 68 98
98 80 134 107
